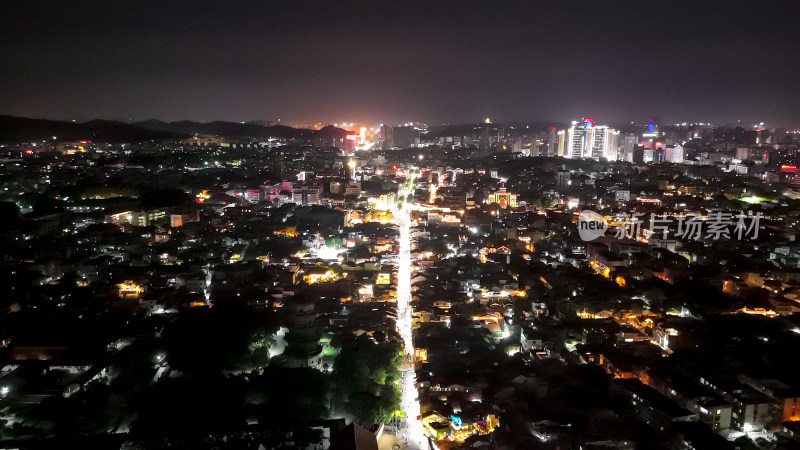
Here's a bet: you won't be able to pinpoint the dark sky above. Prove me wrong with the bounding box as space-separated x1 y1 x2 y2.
2 0 799 127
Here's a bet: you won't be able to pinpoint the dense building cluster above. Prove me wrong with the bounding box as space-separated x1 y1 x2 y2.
1 117 800 449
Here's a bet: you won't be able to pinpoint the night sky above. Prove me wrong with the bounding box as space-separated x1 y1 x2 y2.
2 0 799 127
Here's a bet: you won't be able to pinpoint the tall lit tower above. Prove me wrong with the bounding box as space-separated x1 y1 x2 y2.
557 129 566 156
589 125 605 159
607 129 620 160
567 121 586 158
562 118 617 160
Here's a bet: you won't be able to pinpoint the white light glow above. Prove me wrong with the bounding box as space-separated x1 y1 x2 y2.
393 173 429 449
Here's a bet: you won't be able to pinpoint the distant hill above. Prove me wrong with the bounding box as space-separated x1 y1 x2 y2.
133 119 350 140
0 116 187 143
0 116 352 144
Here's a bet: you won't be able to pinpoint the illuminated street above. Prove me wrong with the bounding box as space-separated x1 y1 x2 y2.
394 174 429 450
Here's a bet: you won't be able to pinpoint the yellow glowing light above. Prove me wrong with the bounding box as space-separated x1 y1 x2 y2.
274 226 297 237
377 273 392 285
732 307 778 317
429 183 438 204
358 285 374 298
117 281 143 299
195 189 211 203
302 270 338 284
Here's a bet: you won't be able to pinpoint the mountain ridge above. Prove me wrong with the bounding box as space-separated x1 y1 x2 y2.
0 116 351 143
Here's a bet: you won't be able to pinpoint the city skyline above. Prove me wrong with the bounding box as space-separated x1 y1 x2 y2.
0 113 791 132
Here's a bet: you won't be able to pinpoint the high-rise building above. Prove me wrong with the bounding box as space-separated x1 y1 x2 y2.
620 133 638 162
567 121 587 158
665 145 684 163
565 119 617 160
546 127 557 156
608 129 620 160
633 146 645 164
271 160 284 179
643 148 654 163
556 171 571 191
479 126 490 151
590 126 610 159
393 126 417 148
735 147 765 162
380 125 394 149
